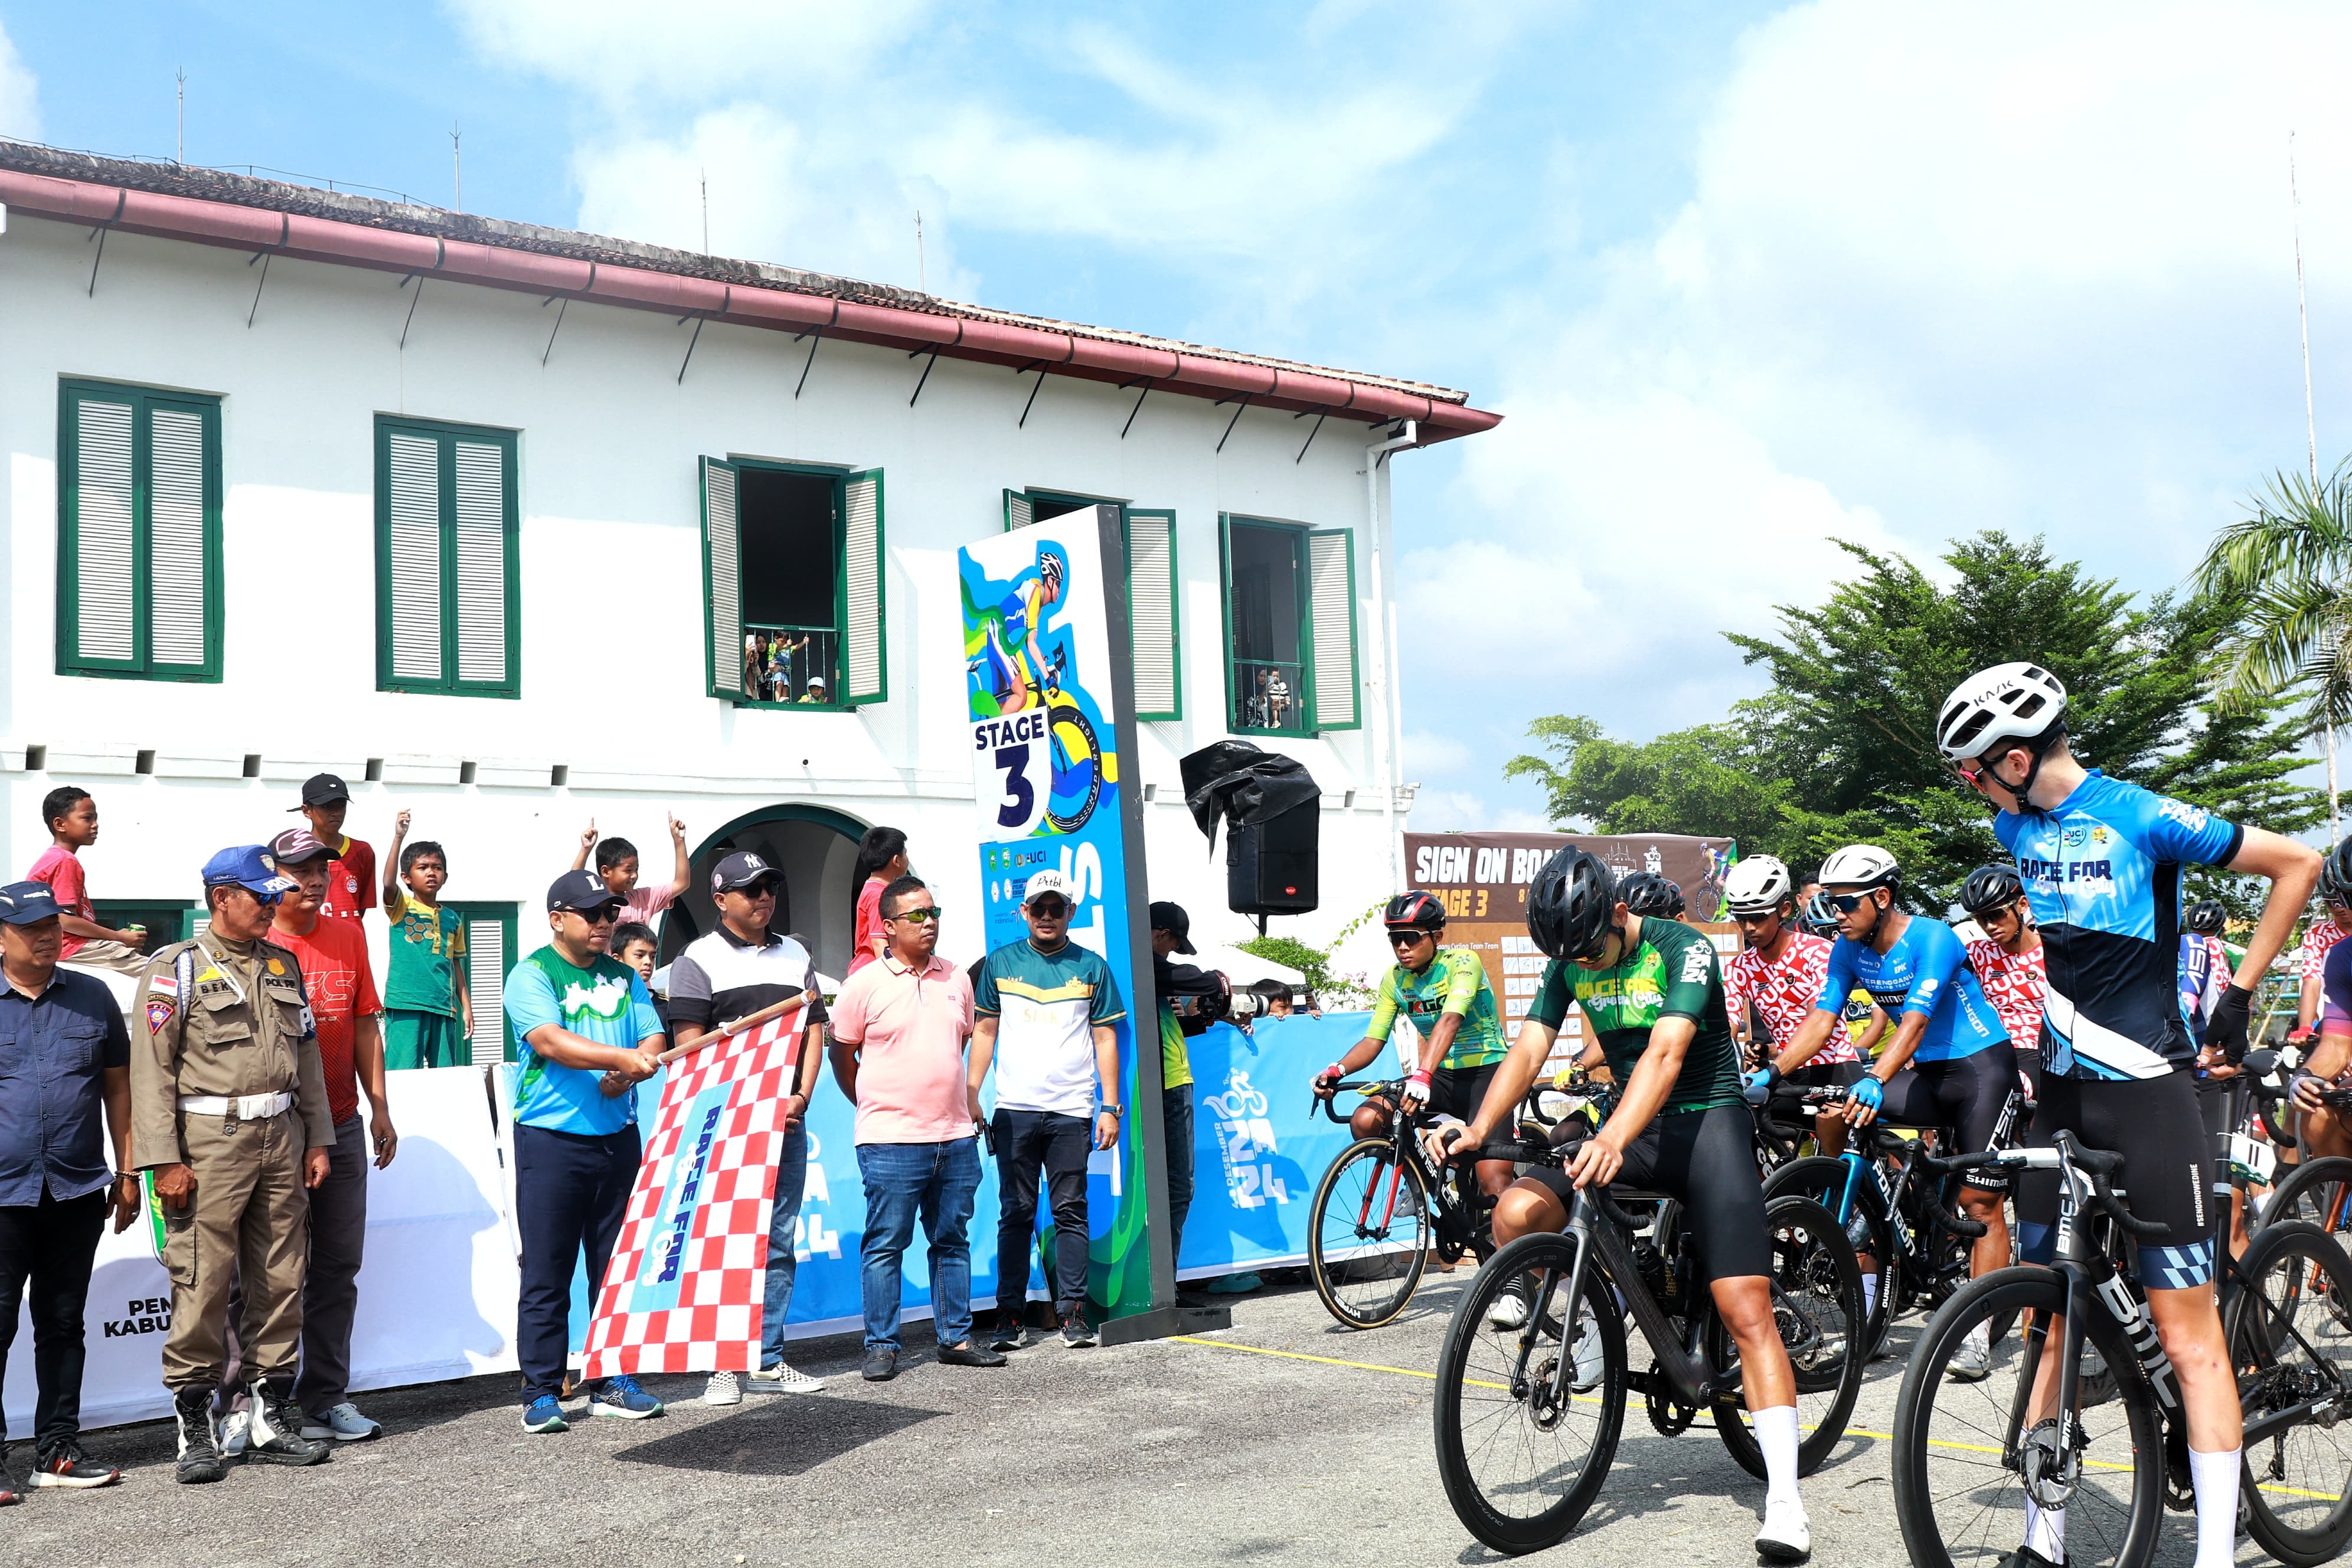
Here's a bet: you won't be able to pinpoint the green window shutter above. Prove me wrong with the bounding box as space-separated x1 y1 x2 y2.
66 394 138 670
1004 488 1033 531
1306 528 1360 731
1216 511 1239 731
450 437 514 690
376 418 518 697
448 900 518 1066
145 403 215 672
842 468 887 705
1124 508 1181 721
58 382 223 682
701 456 744 700
381 430 445 687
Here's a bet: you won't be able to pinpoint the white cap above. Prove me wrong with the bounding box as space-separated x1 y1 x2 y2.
1021 868 1075 906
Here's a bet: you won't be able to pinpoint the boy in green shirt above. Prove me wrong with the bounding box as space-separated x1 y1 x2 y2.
378 809 471 1068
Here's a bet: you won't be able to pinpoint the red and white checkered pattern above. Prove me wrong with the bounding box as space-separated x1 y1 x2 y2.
580 1006 808 1380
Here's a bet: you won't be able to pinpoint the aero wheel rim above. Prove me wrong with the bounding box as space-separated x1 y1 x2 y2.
1315 1150 1425 1322
1451 1252 1610 1526
2235 1237 2352 1545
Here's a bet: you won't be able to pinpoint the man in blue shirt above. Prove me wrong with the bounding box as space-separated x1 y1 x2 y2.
0 881 133 1499
504 870 666 1434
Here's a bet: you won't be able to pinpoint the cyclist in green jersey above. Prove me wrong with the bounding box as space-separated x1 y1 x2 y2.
1314 891 1515 1207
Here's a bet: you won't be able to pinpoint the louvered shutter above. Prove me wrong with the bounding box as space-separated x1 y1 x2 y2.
450 438 512 688
1124 509 1180 721
1306 528 1361 731
842 469 887 705
701 457 744 699
383 432 445 685
450 901 517 1066
1217 512 1239 731
68 396 137 668
1004 488 1033 532
146 404 212 671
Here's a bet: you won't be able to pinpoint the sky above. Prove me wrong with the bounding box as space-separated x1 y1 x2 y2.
6 2 2352 831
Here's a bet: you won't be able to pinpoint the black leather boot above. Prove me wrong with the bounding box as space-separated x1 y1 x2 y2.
173 1387 227 1484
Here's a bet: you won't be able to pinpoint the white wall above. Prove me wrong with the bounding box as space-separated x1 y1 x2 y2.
0 212 1411 985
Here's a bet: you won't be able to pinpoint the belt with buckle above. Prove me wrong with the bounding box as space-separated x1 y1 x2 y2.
177 1092 293 1122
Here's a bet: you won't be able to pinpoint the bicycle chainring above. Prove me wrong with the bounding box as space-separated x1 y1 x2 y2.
1644 1366 1697 1438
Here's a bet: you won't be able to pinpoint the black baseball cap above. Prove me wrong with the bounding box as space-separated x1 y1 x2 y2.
711 851 782 894
1149 900 1195 954
292 772 351 810
0 882 63 925
547 868 624 913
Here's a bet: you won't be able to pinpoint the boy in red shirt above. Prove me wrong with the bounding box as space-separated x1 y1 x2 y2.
27 786 147 974
290 775 376 926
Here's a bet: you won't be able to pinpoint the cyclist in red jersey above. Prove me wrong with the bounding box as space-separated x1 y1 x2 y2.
1722 857 1868 1151
1959 863 2045 1108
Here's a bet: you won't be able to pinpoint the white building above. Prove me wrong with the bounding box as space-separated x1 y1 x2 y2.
0 143 1498 1041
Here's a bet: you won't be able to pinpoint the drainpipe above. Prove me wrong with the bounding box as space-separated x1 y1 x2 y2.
1363 421 1419 892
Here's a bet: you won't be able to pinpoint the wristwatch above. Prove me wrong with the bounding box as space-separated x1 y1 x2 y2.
1100 1103 1123 1117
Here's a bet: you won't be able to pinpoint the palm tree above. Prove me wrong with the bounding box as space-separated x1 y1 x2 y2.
2193 462 2352 831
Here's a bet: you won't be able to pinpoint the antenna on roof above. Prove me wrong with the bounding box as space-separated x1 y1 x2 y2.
175 68 185 165
916 210 926 292
452 123 462 213
701 168 708 253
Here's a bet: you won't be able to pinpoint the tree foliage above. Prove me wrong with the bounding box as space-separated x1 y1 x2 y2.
1505 531 2324 916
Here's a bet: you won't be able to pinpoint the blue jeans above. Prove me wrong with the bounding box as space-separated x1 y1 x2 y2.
758 1121 809 1370
856 1138 982 1351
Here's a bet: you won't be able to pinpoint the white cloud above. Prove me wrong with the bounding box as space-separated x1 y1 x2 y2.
443 0 931 102
1406 789 1556 834
0 23 40 141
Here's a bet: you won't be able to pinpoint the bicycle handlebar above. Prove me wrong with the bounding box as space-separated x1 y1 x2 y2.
1310 1079 1395 1125
1924 1132 2167 1240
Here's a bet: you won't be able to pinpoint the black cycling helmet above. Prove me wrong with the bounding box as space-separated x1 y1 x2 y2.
1619 872 1684 920
1528 848 1621 962
1383 890 1448 934
1959 864 2025 917
2183 900 2227 935
2324 840 2352 908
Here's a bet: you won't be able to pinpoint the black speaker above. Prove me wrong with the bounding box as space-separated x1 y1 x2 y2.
1229 799 1319 915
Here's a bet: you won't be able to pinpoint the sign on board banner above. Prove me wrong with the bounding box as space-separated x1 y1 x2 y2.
1401 832 1740 1069
959 515 1154 1318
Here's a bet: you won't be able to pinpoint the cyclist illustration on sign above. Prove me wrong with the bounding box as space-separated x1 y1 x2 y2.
963 544 1110 839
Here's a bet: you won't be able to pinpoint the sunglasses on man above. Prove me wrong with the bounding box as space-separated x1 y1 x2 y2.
1027 897 1070 918
563 906 620 925
888 906 942 923
1822 891 1881 914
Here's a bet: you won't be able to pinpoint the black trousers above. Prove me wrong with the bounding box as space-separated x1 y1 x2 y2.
0 1188 106 1452
1163 1086 1195 1266
514 1123 640 1403
992 1109 1092 1313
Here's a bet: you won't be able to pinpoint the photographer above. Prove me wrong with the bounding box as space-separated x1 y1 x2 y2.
1148 903 1221 1268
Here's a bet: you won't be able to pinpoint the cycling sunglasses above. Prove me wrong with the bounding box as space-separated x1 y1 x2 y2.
1822 891 1881 914
1389 929 1435 947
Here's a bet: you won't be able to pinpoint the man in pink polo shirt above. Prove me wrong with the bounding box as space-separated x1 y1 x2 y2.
827 875 1004 1383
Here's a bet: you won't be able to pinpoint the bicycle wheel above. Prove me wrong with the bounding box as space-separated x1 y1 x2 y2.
1711 1194 1867 1479
1307 1138 1430 1329
2226 1219 2352 1567
1763 1155 1896 1358
1891 1266 2162 1568
2260 1155 2352 1238
1433 1231 1626 1555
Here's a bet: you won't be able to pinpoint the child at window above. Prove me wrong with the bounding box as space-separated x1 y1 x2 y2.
380 808 472 1068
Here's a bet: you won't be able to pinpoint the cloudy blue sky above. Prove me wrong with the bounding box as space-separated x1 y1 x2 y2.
6 2 2352 828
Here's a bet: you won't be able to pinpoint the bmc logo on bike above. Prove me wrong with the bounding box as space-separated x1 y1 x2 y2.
1203 1072 1291 1209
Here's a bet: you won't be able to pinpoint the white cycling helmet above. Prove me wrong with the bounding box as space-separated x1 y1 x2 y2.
1937 662 2068 763
1818 844 1900 892
1723 855 1796 916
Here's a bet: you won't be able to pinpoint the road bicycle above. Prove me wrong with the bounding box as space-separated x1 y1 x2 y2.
1430 1125 1866 1556
1890 1129 2352 1568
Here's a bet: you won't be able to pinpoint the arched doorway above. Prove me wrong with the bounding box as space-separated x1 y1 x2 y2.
658 803 869 982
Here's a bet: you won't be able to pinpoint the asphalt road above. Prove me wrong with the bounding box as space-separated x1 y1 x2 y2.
5 1272 2258 1566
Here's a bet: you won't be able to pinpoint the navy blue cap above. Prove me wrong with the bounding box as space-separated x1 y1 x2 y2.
710 851 781 894
0 882 63 925
547 868 623 913
202 845 298 897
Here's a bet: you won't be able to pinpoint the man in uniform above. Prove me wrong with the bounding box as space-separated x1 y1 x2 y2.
130 846 335 1484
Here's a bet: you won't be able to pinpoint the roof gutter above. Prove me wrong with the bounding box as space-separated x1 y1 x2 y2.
0 166 1502 443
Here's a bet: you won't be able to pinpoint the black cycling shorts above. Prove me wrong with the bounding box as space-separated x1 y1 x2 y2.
1876 1048 2024 1193
1525 1103 1772 1283
2016 1068 2217 1288
1425 1061 1501 1127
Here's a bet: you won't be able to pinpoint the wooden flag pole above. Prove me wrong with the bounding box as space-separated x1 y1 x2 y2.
656 997 803 1064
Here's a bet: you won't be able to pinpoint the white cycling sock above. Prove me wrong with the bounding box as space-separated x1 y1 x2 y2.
2023 1498 2065 1561
1861 1271 1879 1318
2189 1446 2241 1568
1753 1404 1801 1507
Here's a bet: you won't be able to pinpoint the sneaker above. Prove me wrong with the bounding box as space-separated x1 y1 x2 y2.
986 1308 1027 1352
31 1440 120 1488
1488 1275 1533 1330
218 1410 251 1462
861 1347 899 1383
1060 1306 1097 1347
521 1394 569 1434
1949 1326 1992 1383
746 1363 826 1395
1568 1306 1607 1393
174 1389 228 1484
1996 1549 2064 1568
1204 1272 1260 1295
702 1370 741 1407
1754 1497 1811 1562
299 1403 381 1443
588 1374 665 1419
243 1378 331 1465
0 1465 17 1505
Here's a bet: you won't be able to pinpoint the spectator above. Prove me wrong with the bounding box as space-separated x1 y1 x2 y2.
800 675 828 704
827 875 1001 1381
505 871 666 1435
1147 903 1209 1278
1245 667 1272 729
612 921 669 1036
667 852 829 1405
289 775 375 926
848 826 912 978
1255 981 1295 1020
27 787 146 975
378 811 471 1069
570 816 691 932
0 881 135 1498
1264 667 1292 729
219 830 395 1453
971 869 1125 1351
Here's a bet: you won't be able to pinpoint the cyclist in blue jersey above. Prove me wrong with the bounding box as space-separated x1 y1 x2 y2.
1753 842 2018 1379
1940 661 2318 1568
975 547 1067 713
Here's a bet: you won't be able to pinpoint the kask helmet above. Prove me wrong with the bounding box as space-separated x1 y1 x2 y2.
2183 900 2227 935
1818 844 1901 893
2323 841 2352 908
1618 872 1684 920
1383 890 1448 934
1038 548 1067 592
1528 848 1620 962
1723 855 1796 916
1959 864 2025 917
1937 663 2068 763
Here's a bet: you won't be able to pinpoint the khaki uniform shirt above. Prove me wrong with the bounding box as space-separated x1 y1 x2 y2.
129 933 335 1168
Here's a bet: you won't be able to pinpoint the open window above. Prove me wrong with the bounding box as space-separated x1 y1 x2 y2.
1219 514 1359 735
1005 489 1182 721
702 458 885 708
